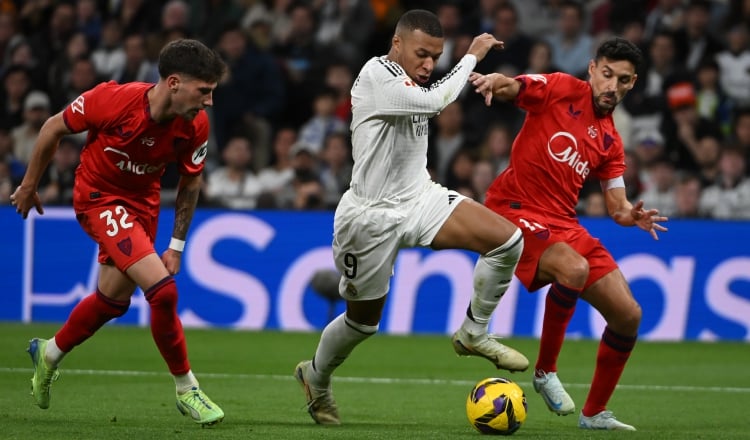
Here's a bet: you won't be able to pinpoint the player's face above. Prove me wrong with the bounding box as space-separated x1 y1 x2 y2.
588 57 637 115
170 74 217 120
390 29 443 85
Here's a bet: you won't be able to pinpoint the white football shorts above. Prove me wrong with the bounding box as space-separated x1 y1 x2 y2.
332 181 467 301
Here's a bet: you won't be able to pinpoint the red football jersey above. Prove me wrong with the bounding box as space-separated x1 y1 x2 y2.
63 81 209 210
486 73 625 226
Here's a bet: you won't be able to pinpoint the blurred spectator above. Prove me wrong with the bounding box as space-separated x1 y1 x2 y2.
428 100 465 184
324 61 354 124
161 0 190 34
471 159 495 203
90 18 126 80
37 136 80 205
699 145 750 218
640 156 677 217
48 32 90 95
444 148 477 192
510 0 562 37
0 127 24 185
276 142 324 210
114 0 161 37
724 0 750 29
731 108 750 170
673 173 705 217
12 90 50 164
298 86 348 155
204 136 264 210
623 31 678 136
525 39 561 74
582 190 608 217
0 11 18 67
51 56 100 111
28 2 76 72
258 125 298 200
673 0 724 71
314 0 374 68
661 80 723 172
716 24 750 108
477 121 512 176
212 24 284 166
192 0 244 46
644 0 686 40
692 133 722 187
694 58 733 135
476 2 534 76
465 0 506 35
433 1 462 77
0 160 11 203
112 33 159 84
318 132 352 209
6 38 46 90
623 149 644 201
546 0 593 78
0 64 32 130
76 0 103 48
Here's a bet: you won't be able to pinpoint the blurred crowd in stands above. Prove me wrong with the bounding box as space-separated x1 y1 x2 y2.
0 0 749 219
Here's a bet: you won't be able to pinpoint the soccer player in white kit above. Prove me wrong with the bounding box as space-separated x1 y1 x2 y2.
294 9 527 425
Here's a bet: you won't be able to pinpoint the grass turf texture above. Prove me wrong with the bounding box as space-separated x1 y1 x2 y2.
0 323 748 439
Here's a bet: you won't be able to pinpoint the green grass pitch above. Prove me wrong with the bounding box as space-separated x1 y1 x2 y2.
0 322 748 439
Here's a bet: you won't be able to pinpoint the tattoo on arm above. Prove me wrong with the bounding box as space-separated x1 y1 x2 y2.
172 176 201 240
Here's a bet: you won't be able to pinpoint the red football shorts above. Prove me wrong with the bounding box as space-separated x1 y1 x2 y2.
486 198 618 292
75 197 158 272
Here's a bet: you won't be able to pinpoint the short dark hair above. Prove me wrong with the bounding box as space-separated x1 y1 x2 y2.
396 9 443 38
158 39 226 83
595 37 643 69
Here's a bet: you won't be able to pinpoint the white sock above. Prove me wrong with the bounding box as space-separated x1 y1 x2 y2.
174 370 199 394
462 229 523 336
309 313 378 388
45 337 66 368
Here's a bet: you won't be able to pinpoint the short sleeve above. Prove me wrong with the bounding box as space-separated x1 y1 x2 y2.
61 81 116 133
176 111 209 176
513 73 566 112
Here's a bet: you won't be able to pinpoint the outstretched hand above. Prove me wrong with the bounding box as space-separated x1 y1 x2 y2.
470 72 496 106
9 185 44 219
631 200 668 240
466 33 504 63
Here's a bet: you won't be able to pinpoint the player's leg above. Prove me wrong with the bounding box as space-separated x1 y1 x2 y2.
532 241 589 416
295 192 397 425
577 268 640 431
125 254 224 426
429 196 527 372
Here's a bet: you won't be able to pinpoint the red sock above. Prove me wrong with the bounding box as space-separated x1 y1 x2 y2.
535 283 580 375
145 276 190 375
55 289 130 352
582 326 637 416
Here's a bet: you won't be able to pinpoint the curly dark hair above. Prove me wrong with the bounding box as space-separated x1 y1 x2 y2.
595 37 644 69
157 39 226 83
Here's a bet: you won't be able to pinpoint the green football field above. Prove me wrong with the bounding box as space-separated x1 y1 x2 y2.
0 323 748 440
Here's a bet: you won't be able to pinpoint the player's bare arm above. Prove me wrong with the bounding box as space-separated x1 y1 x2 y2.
469 72 521 106
162 173 202 273
10 112 72 219
604 187 668 240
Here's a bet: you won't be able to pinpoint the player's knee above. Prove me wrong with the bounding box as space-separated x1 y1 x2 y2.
609 302 642 334
484 228 524 267
144 276 178 309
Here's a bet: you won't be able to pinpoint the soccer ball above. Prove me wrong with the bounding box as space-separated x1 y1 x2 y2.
466 377 527 435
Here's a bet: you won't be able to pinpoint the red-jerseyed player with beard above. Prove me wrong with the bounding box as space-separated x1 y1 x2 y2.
470 37 668 431
10 39 227 426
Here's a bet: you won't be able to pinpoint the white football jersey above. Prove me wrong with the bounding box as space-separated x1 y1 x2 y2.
349 54 477 201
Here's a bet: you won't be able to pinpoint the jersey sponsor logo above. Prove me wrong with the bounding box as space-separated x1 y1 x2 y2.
104 147 166 175
70 96 85 114
547 131 590 178
411 115 428 137
192 141 208 165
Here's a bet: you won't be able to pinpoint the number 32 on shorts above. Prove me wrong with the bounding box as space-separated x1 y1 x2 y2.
99 205 134 237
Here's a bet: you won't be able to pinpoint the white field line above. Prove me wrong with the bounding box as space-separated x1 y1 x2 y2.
1 367 749 394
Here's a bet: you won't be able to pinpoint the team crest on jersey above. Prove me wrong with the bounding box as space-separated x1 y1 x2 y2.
345 281 358 297
191 141 208 165
535 229 551 240
140 136 155 146
117 237 133 256
70 96 85 114
587 125 598 139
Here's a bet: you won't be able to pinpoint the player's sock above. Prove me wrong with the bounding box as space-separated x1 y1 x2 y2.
174 369 199 394
145 276 190 375
462 229 523 335
45 337 66 367
535 282 581 375
582 326 636 417
310 313 378 388
54 289 130 364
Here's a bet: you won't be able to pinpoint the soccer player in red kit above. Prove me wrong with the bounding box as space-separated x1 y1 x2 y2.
10 39 227 426
470 38 668 431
